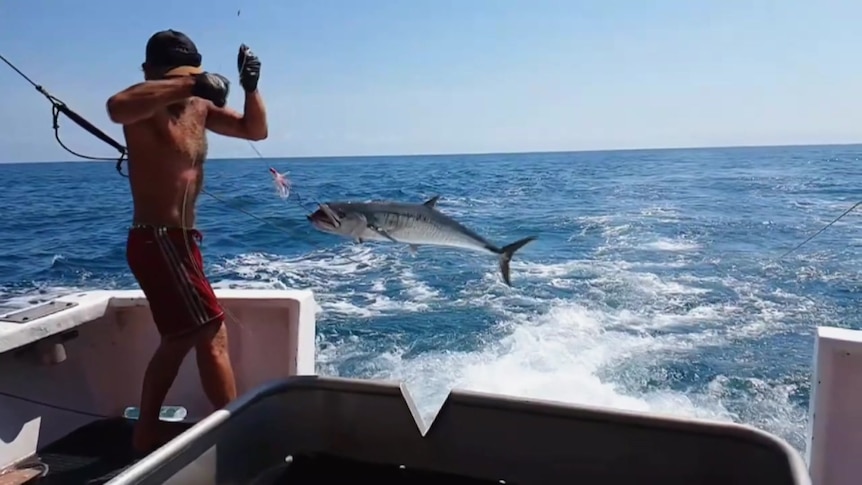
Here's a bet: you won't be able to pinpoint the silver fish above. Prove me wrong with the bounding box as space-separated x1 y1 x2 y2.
307 195 537 286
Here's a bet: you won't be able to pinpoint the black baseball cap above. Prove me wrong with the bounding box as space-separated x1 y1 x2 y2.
144 29 204 76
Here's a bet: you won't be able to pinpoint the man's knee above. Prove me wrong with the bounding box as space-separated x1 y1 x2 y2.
158 332 198 356
194 319 229 354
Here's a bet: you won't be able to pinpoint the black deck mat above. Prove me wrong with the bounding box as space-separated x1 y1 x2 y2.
35 418 193 485
268 453 513 485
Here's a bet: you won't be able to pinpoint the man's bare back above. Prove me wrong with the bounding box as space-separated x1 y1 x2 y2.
105 29 267 453
125 99 210 228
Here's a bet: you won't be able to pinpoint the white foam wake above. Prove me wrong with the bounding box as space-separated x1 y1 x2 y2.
0 236 811 451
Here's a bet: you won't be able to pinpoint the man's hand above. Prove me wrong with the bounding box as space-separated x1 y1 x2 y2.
191 72 230 107
237 44 261 93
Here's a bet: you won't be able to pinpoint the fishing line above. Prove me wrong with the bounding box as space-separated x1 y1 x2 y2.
179 25 258 337
0 50 361 270
0 52 129 175
775 199 862 261
9 45 858 269
0 389 108 419
173 5 363 334
0 50 321 225
0 27 366 445
0 47 365 343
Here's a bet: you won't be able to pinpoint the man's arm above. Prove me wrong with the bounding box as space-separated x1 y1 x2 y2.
106 77 196 125
205 90 268 141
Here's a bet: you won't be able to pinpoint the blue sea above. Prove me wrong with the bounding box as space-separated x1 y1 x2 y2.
2 145 861 453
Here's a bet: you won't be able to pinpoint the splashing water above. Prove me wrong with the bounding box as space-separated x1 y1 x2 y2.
2 146 861 455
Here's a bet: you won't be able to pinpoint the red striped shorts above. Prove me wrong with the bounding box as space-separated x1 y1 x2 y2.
126 224 224 338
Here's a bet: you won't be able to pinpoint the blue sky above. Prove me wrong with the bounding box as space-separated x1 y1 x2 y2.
1 0 861 162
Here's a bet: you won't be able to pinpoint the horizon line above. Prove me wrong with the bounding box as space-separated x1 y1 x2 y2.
2 141 861 164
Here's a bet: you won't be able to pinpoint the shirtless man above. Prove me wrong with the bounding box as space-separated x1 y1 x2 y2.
105 29 268 453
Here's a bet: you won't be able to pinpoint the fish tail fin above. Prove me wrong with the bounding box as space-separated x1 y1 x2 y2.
498 236 538 287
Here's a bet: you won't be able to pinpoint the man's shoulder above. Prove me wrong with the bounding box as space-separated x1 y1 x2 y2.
191 97 212 112
184 98 212 126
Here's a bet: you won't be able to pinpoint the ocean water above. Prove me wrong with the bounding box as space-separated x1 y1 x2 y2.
2 145 861 453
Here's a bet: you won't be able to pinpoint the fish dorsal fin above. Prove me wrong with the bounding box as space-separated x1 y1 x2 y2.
423 195 441 208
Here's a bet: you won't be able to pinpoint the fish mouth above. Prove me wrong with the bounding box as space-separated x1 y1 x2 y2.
307 204 343 230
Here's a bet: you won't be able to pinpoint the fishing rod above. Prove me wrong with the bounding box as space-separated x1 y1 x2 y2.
0 51 319 219
0 50 365 264
0 53 129 176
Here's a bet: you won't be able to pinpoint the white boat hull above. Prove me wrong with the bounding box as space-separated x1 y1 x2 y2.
0 289 316 473
0 289 821 484
805 326 862 485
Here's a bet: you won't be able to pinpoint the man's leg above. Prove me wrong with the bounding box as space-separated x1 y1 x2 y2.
127 227 192 453
133 335 196 453
195 319 237 409
126 226 214 453
183 228 238 410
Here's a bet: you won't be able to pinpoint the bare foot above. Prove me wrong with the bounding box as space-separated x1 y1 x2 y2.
132 422 159 455
132 421 177 455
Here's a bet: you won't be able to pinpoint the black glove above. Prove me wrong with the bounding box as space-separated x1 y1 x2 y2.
237 44 261 93
191 72 230 108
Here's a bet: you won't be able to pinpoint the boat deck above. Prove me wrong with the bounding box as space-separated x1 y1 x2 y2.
34 418 192 485
262 453 510 485
7 422 501 485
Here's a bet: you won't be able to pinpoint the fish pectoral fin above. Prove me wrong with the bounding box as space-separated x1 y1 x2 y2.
408 244 419 255
368 224 400 243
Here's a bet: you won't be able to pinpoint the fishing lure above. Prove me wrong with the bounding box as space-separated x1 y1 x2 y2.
269 167 291 199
